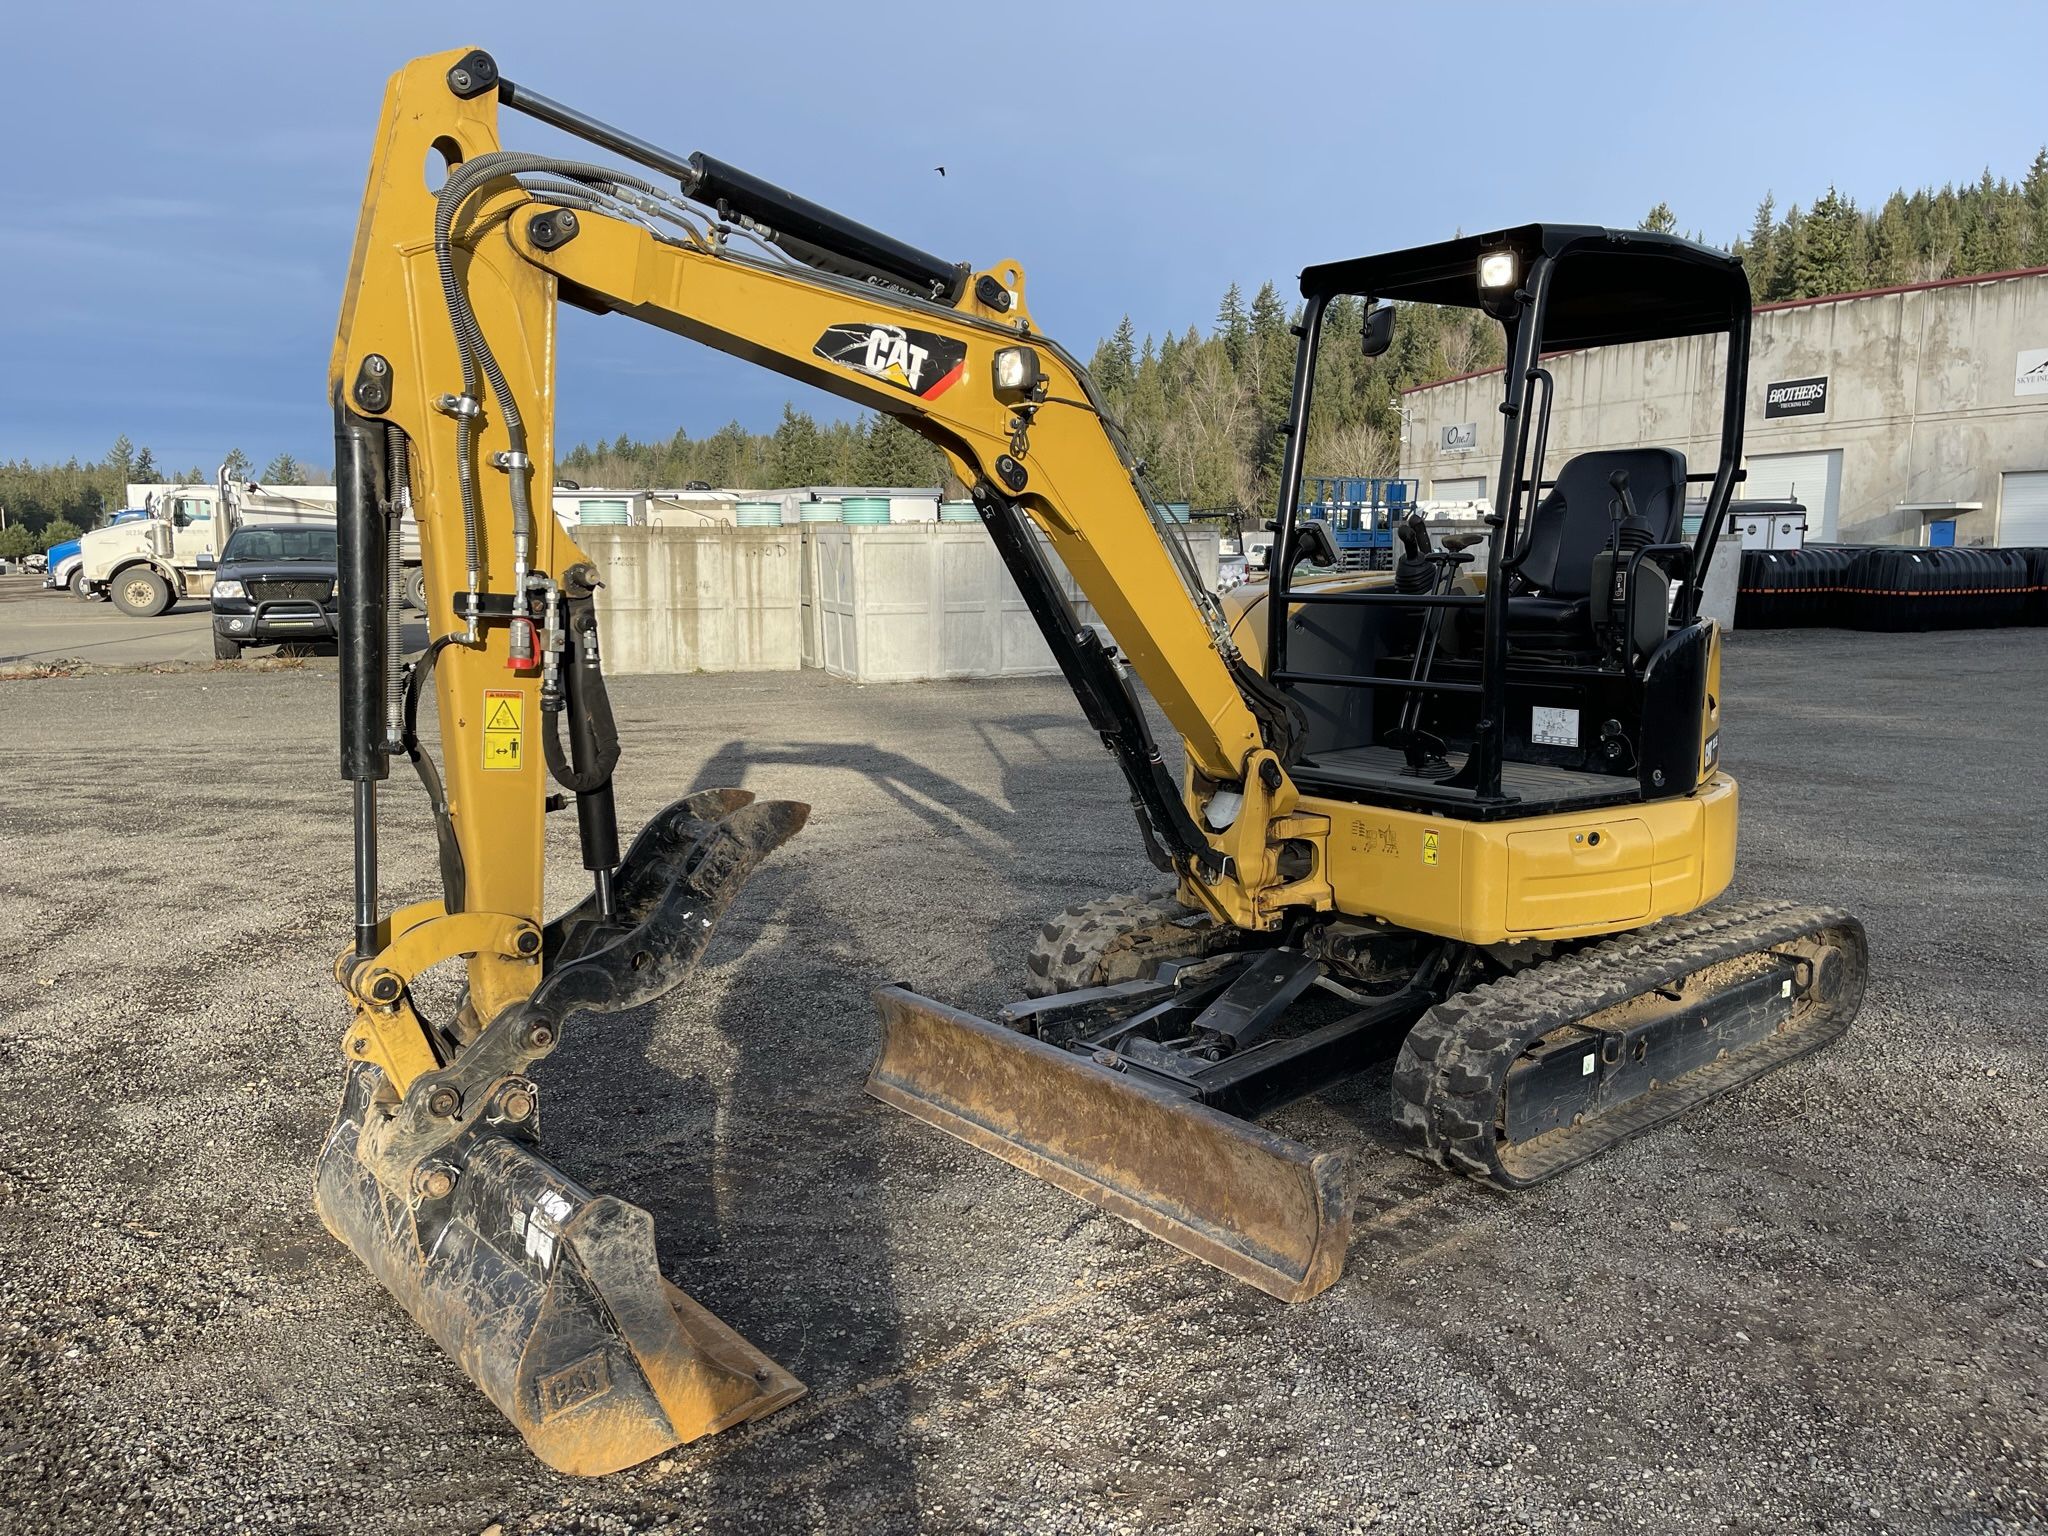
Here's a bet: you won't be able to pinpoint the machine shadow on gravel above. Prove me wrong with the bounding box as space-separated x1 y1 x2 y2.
540 842 924 1524
687 735 1037 849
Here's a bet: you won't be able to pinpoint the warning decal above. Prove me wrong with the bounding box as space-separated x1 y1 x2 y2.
483 689 524 771
1422 830 1441 867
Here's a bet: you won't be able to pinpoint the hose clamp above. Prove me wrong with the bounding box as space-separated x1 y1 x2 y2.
434 394 483 420
490 450 532 472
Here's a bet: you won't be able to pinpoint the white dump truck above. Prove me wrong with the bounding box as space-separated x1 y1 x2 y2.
81 472 424 616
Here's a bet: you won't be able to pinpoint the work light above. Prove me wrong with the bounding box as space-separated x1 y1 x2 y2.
992 345 1042 402
1478 252 1517 290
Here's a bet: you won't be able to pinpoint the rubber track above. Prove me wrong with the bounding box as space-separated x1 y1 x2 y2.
1391 897 1868 1189
1022 890 1193 998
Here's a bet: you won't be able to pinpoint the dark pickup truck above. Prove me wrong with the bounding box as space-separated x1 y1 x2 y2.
209 523 339 658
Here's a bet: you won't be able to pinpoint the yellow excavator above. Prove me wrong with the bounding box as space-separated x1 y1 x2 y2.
322 48 1867 1475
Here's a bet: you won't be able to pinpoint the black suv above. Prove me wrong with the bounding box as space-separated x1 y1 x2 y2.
210 523 340 658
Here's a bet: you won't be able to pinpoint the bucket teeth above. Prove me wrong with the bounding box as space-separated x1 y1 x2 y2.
866 986 1350 1303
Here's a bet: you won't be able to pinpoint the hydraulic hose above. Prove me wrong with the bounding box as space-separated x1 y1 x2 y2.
432 152 677 638
399 636 467 912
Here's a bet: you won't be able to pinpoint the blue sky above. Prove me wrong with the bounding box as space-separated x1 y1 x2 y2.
3 1 2044 473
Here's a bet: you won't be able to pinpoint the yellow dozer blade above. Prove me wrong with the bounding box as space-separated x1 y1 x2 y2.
867 986 1350 1302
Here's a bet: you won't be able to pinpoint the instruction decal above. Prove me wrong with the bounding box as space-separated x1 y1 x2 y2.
483 689 524 771
1349 819 1400 858
1422 830 1441 867
814 322 968 400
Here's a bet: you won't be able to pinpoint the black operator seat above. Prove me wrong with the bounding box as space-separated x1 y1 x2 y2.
1506 448 1687 640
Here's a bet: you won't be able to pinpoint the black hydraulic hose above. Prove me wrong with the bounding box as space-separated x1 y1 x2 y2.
432 153 674 578
541 704 607 794
540 631 620 796
400 636 467 912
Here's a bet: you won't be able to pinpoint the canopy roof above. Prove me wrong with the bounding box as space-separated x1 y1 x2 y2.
1300 224 1750 350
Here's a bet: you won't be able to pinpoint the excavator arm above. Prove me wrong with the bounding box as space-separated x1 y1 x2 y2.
318 46 1323 1476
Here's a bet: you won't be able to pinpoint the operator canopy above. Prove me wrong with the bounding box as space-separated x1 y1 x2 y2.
1301 224 1751 350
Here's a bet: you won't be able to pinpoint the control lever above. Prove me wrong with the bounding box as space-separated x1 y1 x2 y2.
1607 468 1640 524
1385 516 1478 779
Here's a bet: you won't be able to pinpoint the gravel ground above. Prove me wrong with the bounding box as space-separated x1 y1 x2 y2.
1 630 2042 1535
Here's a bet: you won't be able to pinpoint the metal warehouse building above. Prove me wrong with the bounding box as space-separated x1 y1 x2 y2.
1401 266 2048 547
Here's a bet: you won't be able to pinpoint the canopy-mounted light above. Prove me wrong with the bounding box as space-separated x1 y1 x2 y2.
1478 251 1518 290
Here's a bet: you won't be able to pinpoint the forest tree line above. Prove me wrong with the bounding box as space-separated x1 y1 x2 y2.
6 151 2042 557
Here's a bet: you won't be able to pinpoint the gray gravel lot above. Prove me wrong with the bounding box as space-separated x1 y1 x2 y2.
1 630 2043 1535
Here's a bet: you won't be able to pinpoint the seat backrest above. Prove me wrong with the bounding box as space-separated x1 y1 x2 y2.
1516 448 1687 596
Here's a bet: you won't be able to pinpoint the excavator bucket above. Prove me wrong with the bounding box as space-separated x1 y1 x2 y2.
315 1070 803 1475
316 790 809 1475
867 987 1351 1302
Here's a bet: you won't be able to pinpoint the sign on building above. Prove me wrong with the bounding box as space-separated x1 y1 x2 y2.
1764 376 1829 418
1440 422 1478 452
2016 348 2048 398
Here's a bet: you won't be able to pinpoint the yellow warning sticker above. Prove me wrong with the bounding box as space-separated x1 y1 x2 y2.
1422 829 1441 867
483 689 524 771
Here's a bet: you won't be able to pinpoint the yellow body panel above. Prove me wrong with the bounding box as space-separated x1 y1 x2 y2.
1311 774 1736 946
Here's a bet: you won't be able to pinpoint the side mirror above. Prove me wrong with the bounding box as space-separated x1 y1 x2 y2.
1361 302 1395 359
1292 521 1341 570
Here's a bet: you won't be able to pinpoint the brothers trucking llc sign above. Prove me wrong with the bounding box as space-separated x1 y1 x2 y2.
1764 376 1829 418
1761 376 1826 417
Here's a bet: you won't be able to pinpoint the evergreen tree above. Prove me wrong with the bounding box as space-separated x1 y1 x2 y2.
1740 195 1776 296
1088 314 1138 411
700 420 762 488
534 145 2048 516
1790 189 1864 297
1216 283 1250 369
770 404 835 487
2024 148 2048 264
221 448 253 483
1868 192 1913 286
132 446 161 483
853 415 943 486
263 452 307 486
106 434 135 486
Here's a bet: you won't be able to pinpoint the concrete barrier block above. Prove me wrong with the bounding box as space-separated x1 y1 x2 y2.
580 525 802 674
